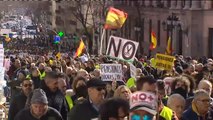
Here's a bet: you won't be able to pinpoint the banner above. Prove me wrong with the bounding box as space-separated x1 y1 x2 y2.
106 36 139 62
155 53 175 71
100 64 123 81
129 63 136 79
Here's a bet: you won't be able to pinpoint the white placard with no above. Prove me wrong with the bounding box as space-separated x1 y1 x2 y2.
100 64 123 82
106 36 139 62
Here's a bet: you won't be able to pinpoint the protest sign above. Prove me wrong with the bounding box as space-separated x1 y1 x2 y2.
3 59 10 71
129 63 136 79
155 53 175 71
106 36 139 62
100 64 123 81
0 44 4 67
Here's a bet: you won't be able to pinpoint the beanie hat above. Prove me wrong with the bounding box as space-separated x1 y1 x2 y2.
31 89 48 104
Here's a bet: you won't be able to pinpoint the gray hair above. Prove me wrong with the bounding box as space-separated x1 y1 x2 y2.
194 89 210 100
198 80 212 89
167 94 185 106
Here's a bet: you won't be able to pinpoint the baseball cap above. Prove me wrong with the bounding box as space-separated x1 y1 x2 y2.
87 78 106 88
130 91 157 115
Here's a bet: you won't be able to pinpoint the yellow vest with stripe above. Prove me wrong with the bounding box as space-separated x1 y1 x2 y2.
65 95 74 110
160 106 173 120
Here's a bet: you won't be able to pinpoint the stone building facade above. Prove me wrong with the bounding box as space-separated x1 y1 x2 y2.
111 0 213 58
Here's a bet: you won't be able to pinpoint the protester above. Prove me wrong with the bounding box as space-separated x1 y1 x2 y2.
136 76 157 93
182 89 213 120
14 89 63 120
129 91 157 120
8 78 34 120
99 98 129 120
185 79 213 109
68 78 106 120
40 71 68 120
167 94 186 120
171 77 190 99
71 76 88 104
114 85 131 101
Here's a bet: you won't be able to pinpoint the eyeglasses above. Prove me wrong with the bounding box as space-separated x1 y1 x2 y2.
197 99 212 103
23 84 33 87
131 114 153 120
95 87 106 91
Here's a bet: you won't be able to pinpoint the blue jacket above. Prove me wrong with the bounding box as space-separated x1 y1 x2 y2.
182 107 213 120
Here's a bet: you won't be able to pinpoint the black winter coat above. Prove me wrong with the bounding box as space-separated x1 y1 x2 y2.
14 107 63 120
8 92 27 120
40 80 68 120
67 99 99 120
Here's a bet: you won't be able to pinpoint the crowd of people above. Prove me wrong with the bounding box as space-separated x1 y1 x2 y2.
3 53 213 120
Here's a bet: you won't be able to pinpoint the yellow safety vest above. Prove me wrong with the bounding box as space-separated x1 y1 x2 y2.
40 72 46 80
160 106 173 120
65 95 74 110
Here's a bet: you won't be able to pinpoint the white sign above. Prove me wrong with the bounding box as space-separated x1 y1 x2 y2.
0 44 4 67
100 64 123 81
106 36 139 62
130 63 136 79
0 67 5 81
3 59 10 71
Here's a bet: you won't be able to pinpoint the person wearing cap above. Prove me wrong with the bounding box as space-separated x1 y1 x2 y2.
8 78 34 120
14 89 63 120
68 78 106 120
129 91 157 120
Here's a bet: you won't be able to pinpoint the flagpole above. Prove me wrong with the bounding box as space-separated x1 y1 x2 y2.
99 28 106 55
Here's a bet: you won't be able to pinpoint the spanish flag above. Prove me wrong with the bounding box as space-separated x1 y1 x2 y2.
104 7 128 29
149 31 157 50
75 39 85 58
165 36 172 55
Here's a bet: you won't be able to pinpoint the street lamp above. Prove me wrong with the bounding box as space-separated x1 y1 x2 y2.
162 13 181 54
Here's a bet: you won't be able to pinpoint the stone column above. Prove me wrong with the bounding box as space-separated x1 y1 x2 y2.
163 0 169 8
191 0 201 10
153 0 158 7
176 1 182 9
170 0 177 9
183 0 191 9
144 0 151 7
202 0 212 10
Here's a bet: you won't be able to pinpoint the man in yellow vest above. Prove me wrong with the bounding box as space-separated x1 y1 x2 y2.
58 73 73 111
156 80 179 120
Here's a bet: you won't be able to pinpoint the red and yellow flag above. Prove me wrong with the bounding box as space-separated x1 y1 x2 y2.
75 39 85 58
149 31 157 50
165 36 172 55
104 7 128 29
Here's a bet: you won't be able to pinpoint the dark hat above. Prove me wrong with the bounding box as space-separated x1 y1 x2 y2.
31 89 48 104
87 78 106 88
175 66 183 74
